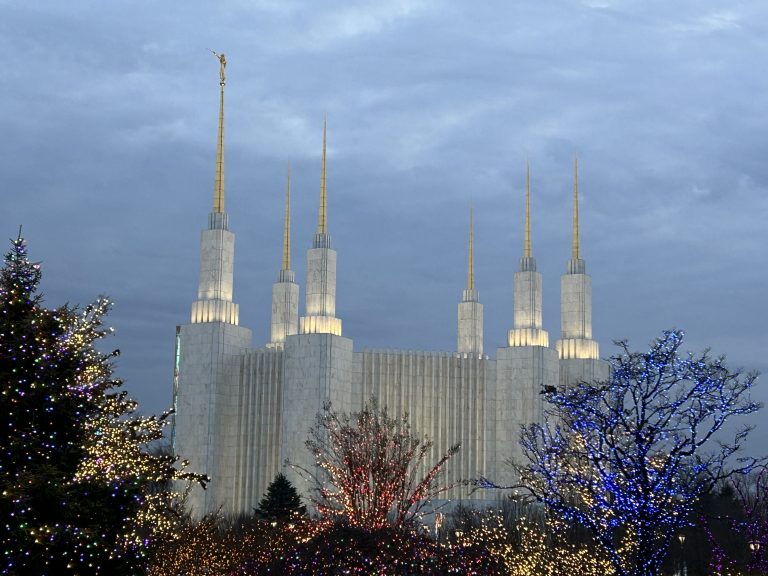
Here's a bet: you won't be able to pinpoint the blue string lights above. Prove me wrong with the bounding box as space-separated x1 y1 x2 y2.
519 330 761 576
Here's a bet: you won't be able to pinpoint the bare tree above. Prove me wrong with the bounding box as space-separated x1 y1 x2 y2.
301 398 460 530
518 330 761 576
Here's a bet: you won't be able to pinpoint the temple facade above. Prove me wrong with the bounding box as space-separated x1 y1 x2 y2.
172 67 609 517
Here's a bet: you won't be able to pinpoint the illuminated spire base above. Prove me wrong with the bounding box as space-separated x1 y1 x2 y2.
508 327 549 347
300 315 342 336
192 299 239 324
556 338 599 360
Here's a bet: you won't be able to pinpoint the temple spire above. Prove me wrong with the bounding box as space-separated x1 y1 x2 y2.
301 117 340 335
508 161 547 347
524 162 532 258
467 207 475 291
572 157 580 261
557 156 599 359
212 51 226 214
318 116 328 235
269 163 299 347
459 206 482 355
282 165 292 271
190 50 239 325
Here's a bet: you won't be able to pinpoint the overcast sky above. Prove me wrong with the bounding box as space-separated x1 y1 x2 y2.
2 0 766 452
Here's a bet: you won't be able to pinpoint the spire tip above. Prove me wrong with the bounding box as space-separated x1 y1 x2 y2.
572 157 581 260
212 52 226 214
524 163 532 259
282 164 292 271
467 206 475 291
318 118 328 235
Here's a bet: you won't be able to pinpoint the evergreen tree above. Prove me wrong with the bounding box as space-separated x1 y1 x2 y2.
256 472 306 520
0 234 204 575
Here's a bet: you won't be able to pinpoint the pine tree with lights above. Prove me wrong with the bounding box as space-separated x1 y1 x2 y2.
517 329 761 576
0 234 205 575
256 473 306 521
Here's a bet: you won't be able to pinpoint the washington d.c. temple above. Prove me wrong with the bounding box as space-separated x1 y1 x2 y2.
171 62 610 517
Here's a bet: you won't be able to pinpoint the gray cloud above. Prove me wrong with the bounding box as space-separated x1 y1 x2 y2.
1 0 766 453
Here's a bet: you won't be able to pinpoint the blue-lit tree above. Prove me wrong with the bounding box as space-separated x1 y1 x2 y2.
519 330 761 576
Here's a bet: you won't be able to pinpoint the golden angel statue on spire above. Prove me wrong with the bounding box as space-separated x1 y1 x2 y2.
210 49 226 85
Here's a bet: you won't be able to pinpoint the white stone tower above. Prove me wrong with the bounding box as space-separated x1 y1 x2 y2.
173 54 252 517
556 159 609 386
508 164 549 348
281 120 353 492
268 167 299 348
299 119 342 336
496 165 558 476
458 207 483 356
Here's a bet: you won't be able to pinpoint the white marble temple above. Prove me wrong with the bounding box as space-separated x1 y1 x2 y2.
172 103 610 517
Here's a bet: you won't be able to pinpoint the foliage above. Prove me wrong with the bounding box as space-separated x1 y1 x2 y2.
519 329 761 576
302 397 460 530
150 512 499 575
255 472 306 521
260 517 499 575
0 234 204 575
444 502 614 576
148 513 274 576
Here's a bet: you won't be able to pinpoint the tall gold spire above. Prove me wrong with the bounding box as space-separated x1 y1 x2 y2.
467 207 475 291
282 165 291 271
572 157 581 260
524 162 532 258
212 51 226 214
318 116 328 234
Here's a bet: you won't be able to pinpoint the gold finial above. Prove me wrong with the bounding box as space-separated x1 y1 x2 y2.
524 161 532 258
282 165 292 270
211 50 226 213
318 116 328 234
572 157 581 260
209 50 226 86
467 206 475 291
